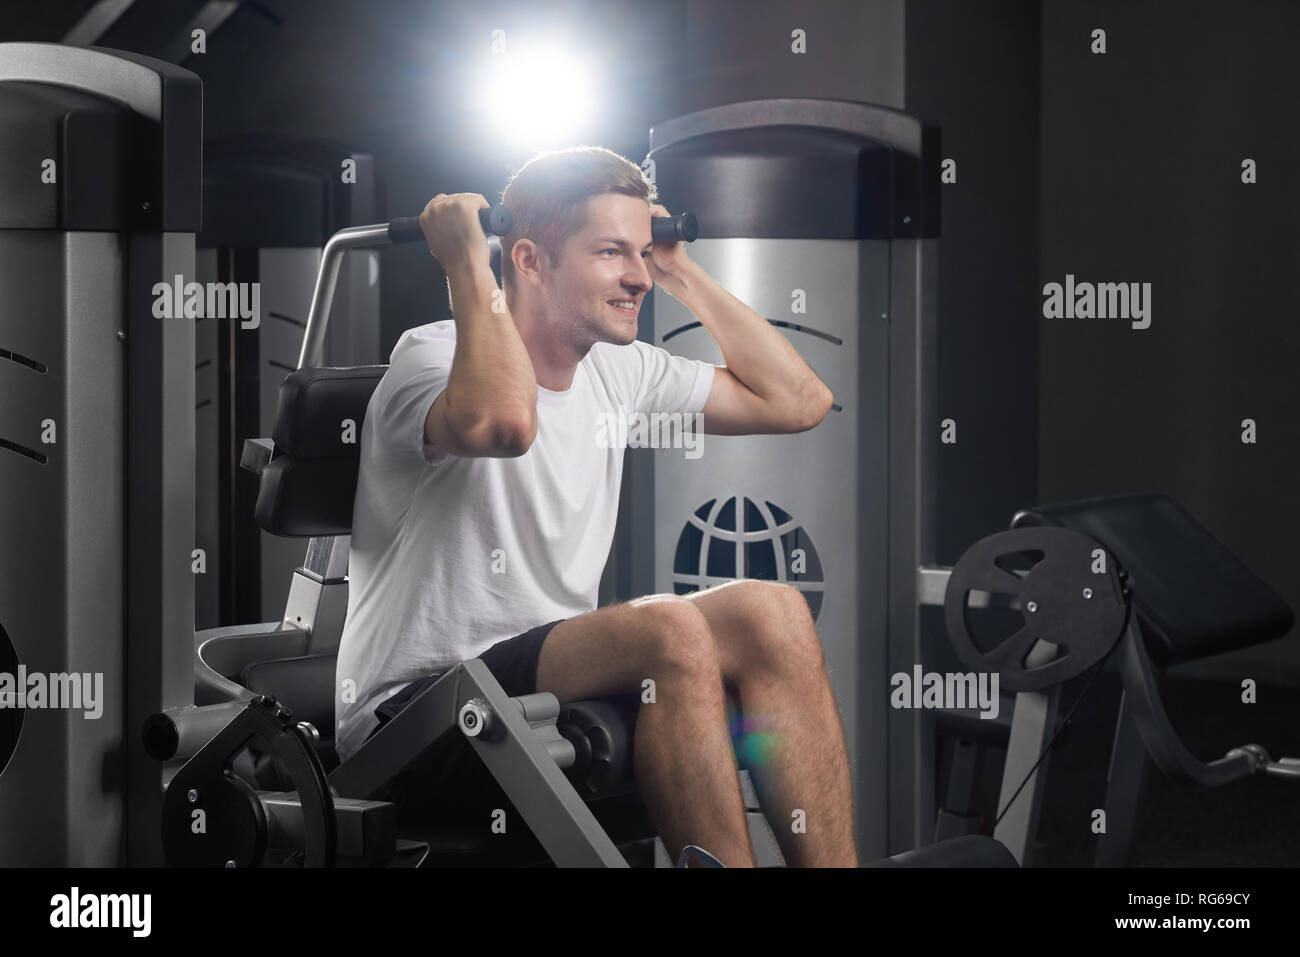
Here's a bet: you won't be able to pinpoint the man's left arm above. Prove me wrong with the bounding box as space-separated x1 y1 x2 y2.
651 222 834 436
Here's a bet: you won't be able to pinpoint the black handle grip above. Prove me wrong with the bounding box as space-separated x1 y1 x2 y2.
387 216 422 244
387 205 514 245
389 206 687 246
652 211 698 244
480 204 513 236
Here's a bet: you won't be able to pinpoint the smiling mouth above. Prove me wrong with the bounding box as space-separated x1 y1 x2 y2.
608 300 638 315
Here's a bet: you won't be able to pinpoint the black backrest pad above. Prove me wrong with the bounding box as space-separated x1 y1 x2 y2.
272 365 388 457
1011 493 1294 666
254 365 387 537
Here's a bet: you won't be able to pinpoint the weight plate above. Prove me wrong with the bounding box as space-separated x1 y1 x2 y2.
943 526 1129 692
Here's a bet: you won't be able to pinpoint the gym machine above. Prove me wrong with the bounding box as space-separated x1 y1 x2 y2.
638 99 944 861
146 190 1017 866
929 493 1299 865
0 42 200 866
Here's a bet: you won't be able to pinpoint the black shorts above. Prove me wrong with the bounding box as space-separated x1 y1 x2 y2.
367 619 565 816
374 618 562 725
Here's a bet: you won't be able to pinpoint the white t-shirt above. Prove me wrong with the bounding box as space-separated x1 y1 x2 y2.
334 319 716 761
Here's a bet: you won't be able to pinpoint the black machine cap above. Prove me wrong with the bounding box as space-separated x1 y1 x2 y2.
0 42 202 233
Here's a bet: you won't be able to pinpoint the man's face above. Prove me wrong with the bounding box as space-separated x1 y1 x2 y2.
540 193 654 348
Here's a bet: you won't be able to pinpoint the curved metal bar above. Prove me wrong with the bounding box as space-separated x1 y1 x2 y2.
297 223 392 369
1119 620 1256 786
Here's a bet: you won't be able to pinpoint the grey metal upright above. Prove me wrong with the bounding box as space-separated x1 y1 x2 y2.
641 99 941 861
0 43 201 865
195 139 380 630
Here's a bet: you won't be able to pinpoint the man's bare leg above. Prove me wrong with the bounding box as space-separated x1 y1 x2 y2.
685 579 859 867
535 595 755 867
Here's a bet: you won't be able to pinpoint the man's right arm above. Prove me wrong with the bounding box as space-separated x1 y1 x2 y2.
425 259 538 458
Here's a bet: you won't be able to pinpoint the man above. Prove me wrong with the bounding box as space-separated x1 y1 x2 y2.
335 145 856 866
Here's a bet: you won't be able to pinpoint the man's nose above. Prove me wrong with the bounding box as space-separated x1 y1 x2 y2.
624 255 653 291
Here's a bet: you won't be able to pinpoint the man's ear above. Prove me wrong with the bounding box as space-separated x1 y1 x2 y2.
512 237 545 287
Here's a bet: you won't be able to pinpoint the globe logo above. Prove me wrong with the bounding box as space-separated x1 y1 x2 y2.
671 496 824 621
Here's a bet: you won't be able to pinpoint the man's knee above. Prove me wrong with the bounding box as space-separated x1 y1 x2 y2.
628 596 721 685
720 579 819 644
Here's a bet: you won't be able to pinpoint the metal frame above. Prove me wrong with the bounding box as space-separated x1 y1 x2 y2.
887 238 940 856
1092 617 1300 865
916 564 1058 865
921 566 1300 866
989 657 1058 866
298 224 390 368
0 42 202 866
330 659 628 867
179 621 636 866
62 0 137 44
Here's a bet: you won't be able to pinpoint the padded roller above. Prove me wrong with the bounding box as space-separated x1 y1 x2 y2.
1012 493 1294 666
558 695 641 798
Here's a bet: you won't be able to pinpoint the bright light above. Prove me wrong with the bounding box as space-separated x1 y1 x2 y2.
476 41 598 150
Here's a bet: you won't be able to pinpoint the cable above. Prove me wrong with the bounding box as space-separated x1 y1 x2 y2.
991 573 1134 831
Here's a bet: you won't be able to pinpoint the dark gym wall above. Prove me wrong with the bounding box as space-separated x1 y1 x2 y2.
904 0 1042 566
1038 1 1300 681
684 0 904 108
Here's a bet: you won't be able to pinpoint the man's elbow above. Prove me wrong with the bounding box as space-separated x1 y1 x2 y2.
792 384 834 432
492 411 538 457
453 407 536 457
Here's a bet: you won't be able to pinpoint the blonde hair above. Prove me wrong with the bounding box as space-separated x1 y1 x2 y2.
499 145 657 300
